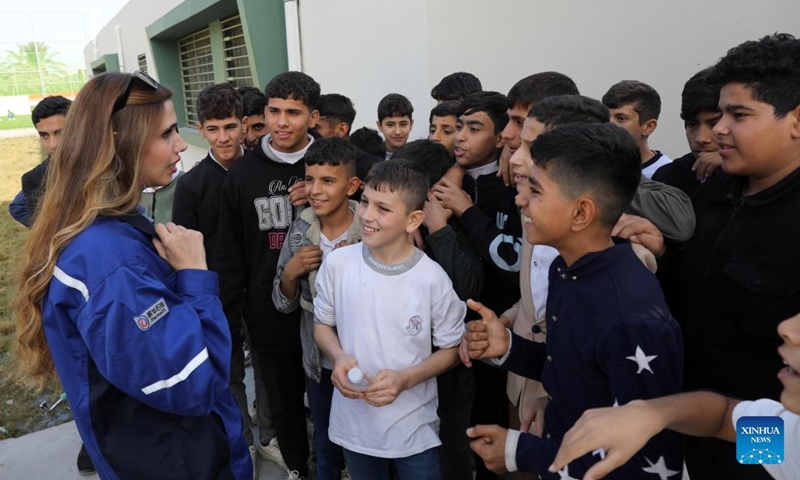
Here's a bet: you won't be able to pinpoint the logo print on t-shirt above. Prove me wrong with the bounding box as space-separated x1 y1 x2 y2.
406 316 422 336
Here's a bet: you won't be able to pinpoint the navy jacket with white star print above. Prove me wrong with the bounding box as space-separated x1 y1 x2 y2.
502 240 684 479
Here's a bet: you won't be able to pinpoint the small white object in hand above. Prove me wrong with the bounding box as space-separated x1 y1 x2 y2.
348 367 368 387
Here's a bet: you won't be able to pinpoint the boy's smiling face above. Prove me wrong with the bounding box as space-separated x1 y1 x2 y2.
778 312 800 414
714 82 800 192
521 161 575 248
266 97 319 153
357 185 415 253
305 163 359 218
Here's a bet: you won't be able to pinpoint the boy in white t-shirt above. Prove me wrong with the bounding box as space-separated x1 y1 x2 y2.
313 160 466 480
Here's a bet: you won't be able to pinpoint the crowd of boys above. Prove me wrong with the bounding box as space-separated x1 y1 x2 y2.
13 32 800 480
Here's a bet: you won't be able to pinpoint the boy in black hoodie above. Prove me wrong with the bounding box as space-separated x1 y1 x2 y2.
216 71 319 480
431 91 520 480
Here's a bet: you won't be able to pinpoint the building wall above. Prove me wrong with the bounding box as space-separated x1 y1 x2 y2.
83 0 185 77
298 0 431 141
301 0 800 159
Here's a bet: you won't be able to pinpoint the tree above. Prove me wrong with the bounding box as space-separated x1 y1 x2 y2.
3 42 66 73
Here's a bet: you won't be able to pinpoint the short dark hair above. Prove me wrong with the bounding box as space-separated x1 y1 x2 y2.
429 100 461 125
349 127 386 158
506 72 579 111
304 137 358 177
529 95 609 128
680 67 720 121
393 139 454 187
238 86 267 117
708 33 800 118
318 93 357 134
458 91 509 134
602 80 662 123
196 83 243 123
32 96 71 125
431 72 483 102
364 158 429 212
264 71 321 111
377 93 413 122
530 123 641 227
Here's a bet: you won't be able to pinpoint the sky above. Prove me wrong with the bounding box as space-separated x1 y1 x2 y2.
0 0 129 70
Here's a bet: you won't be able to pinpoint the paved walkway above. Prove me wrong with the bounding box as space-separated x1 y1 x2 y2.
0 128 36 139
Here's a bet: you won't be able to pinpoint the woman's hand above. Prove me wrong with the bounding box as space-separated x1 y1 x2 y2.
153 222 207 270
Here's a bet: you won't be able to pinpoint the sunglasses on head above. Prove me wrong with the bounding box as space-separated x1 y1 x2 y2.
112 70 160 114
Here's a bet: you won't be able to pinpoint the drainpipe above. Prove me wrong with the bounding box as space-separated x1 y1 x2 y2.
283 0 302 71
115 25 125 72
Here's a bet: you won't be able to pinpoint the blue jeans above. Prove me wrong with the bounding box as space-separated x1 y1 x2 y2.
308 369 343 480
343 447 441 480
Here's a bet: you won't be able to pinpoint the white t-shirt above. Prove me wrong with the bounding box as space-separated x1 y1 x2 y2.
262 134 314 164
313 243 466 458
641 151 672 179
732 399 800 480
530 245 560 323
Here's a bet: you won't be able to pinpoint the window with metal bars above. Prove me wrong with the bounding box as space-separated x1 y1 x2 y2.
137 54 147 73
178 28 215 125
221 15 254 88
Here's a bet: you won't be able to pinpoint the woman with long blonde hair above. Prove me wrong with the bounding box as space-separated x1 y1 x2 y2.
14 72 251 479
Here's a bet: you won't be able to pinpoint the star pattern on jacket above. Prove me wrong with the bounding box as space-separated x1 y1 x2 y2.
626 345 658 374
642 456 680 479
557 465 579 480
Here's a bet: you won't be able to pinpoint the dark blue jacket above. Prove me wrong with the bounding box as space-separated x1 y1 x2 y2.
501 240 683 479
42 214 251 480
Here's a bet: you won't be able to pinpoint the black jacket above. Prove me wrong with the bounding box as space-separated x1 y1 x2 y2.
457 171 522 314
652 152 702 197
215 141 304 349
172 154 227 268
670 166 800 400
21 158 49 221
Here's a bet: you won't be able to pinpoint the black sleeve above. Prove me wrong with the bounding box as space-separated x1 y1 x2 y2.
214 172 247 333
425 222 484 302
21 160 48 220
171 175 199 231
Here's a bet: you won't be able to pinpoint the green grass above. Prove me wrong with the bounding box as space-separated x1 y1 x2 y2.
0 115 33 131
0 136 67 439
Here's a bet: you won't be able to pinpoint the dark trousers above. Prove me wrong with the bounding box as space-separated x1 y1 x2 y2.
471 362 508 480
253 345 310 476
308 369 344 480
437 364 475 480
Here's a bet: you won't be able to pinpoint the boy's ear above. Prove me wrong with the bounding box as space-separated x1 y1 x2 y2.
641 119 658 138
197 123 206 139
409 118 415 129
335 122 350 138
570 195 597 232
309 109 320 128
405 209 425 234
789 103 800 139
494 132 505 149
347 176 361 196
376 119 382 130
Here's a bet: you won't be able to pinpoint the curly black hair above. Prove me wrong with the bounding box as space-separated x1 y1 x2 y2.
196 83 243 123
264 71 321 111
32 96 71 125
708 33 800 118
